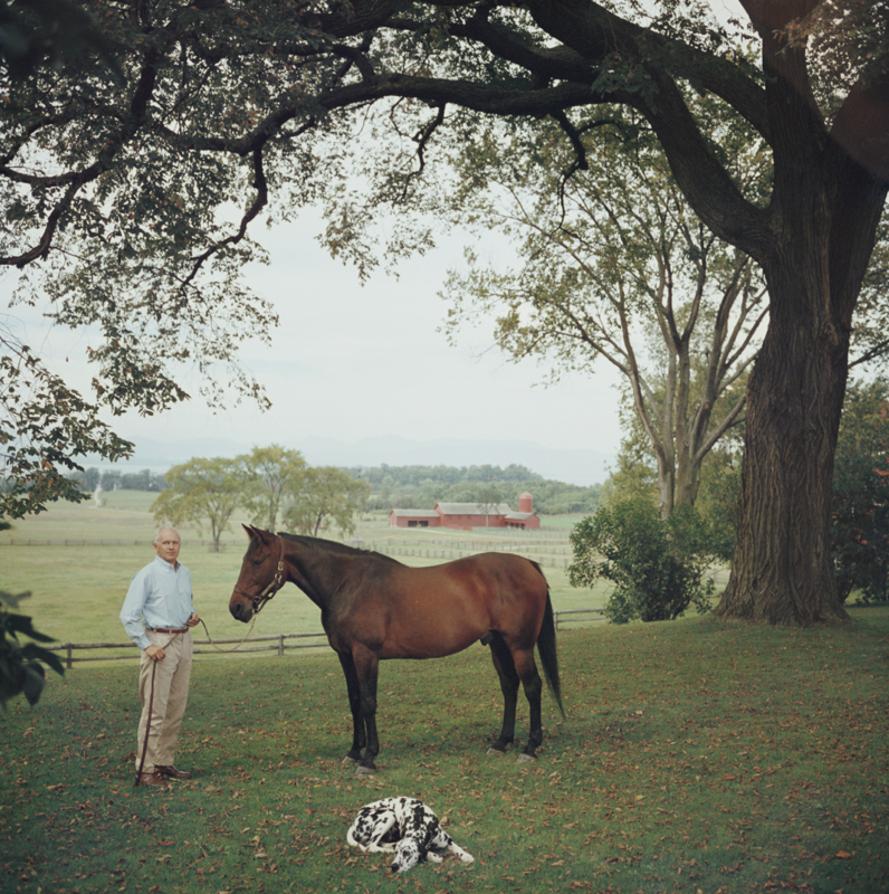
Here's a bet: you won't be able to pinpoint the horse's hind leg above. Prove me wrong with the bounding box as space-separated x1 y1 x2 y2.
337 651 364 763
488 633 520 752
512 648 544 758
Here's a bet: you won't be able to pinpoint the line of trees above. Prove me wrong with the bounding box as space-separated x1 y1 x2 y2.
347 464 602 514
151 446 371 552
67 467 166 494
58 460 602 516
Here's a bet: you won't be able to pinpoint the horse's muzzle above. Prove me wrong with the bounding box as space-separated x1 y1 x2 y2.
229 600 253 622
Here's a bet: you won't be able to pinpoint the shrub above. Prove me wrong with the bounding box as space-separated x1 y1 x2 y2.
569 499 716 623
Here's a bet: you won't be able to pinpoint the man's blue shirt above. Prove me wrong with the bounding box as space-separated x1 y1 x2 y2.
120 556 193 650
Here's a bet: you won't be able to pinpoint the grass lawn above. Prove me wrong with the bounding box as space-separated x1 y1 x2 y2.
2 610 888 893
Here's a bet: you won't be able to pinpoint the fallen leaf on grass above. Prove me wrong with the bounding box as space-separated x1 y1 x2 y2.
834 850 853 860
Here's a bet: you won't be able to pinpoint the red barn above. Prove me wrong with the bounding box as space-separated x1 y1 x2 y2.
389 492 540 530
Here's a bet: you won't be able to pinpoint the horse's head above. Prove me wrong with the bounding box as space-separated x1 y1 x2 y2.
229 524 286 622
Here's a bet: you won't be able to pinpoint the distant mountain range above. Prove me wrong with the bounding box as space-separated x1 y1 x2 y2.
86 434 613 487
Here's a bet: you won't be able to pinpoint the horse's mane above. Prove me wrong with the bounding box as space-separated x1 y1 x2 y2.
277 531 405 566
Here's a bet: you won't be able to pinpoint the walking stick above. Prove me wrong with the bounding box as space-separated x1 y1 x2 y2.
134 631 179 787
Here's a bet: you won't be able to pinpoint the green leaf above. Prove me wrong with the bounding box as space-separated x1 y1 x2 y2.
21 663 46 706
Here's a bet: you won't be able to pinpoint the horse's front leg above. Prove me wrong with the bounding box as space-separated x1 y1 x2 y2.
351 644 381 772
488 633 519 752
337 651 364 763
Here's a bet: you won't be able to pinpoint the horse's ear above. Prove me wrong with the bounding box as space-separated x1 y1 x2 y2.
242 523 258 540
255 526 275 543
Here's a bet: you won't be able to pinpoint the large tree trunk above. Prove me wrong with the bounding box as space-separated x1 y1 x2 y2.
716 139 888 623
717 264 850 624
713 4 889 624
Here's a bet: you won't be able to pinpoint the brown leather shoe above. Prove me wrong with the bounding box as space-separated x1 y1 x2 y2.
155 764 192 780
138 771 171 788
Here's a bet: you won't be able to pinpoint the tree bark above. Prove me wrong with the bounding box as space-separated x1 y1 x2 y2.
716 151 886 623
718 263 850 623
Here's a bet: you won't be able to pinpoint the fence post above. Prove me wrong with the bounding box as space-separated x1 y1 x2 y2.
66 643 74 669
278 634 284 656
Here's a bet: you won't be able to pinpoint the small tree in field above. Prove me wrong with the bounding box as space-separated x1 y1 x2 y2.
151 457 242 552
283 467 370 538
569 499 716 624
237 445 307 532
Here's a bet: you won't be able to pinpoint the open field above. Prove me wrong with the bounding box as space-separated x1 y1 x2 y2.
1 492 611 650
2 610 888 893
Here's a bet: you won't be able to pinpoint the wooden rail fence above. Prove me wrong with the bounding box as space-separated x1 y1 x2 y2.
2 538 574 570
47 609 606 667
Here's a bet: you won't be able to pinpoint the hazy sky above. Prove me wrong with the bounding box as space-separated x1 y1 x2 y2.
6 206 625 485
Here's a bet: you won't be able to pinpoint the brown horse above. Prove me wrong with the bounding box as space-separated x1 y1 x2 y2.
229 525 564 771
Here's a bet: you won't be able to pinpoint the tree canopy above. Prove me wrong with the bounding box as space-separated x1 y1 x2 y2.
283 465 371 537
151 455 243 551
238 445 307 531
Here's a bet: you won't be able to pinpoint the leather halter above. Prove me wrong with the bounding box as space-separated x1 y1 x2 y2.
236 537 287 615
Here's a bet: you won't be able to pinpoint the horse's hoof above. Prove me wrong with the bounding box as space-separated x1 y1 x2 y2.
486 747 506 756
355 764 376 776
341 755 359 766
516 752 536 764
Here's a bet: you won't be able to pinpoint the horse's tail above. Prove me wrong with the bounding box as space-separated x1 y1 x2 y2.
531 561 565 718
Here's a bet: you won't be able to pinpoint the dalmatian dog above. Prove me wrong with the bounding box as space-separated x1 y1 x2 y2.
346 796 474 873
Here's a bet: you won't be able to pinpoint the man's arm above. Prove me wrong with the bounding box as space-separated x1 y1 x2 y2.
119 569 152 651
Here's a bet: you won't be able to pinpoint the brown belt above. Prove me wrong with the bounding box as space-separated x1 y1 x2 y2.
148 626 189 634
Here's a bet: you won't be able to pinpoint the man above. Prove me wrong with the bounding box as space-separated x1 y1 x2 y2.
120 527 200 787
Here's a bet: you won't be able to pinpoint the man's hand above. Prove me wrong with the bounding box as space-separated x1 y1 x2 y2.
186 612 200 628
145 644 165 661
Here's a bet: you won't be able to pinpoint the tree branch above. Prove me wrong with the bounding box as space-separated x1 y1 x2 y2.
527 0 770 138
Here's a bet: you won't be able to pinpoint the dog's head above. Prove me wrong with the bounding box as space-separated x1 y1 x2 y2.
390 838 422 874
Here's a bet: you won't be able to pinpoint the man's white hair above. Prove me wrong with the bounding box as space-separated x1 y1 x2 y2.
153 527 181 545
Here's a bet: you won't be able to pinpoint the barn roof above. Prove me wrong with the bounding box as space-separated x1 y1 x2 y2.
434 502 514 516
389 508 440 518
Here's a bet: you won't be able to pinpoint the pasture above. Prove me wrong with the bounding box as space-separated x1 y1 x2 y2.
0 491 610 650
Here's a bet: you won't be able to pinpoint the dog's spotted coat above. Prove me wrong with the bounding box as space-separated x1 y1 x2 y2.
346 797 474 873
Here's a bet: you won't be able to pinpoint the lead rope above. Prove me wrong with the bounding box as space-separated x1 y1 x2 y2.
196 615 257 653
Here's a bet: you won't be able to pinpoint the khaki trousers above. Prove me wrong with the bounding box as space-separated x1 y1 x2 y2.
135 629 193 773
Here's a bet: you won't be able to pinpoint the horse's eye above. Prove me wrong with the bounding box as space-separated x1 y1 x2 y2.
251 558 262 567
